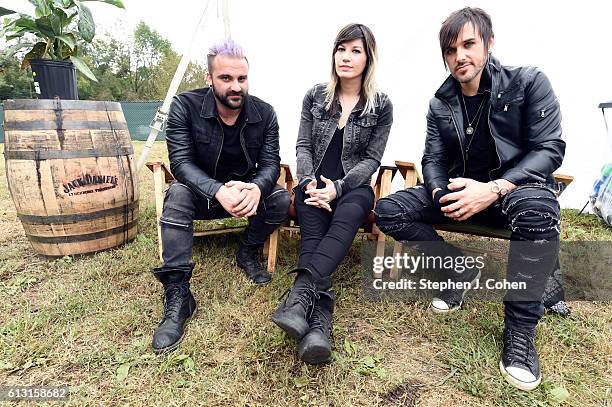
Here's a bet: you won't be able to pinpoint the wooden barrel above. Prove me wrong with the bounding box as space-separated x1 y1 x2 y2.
3 99 139 256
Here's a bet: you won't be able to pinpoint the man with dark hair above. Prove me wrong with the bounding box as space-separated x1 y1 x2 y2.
150 38 290 353
375 7 565 391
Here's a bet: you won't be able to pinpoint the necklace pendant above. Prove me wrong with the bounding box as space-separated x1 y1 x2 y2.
466 126 474 135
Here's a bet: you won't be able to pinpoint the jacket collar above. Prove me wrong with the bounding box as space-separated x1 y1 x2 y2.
329 93 374 117
200 87 263 123
435 54 501 101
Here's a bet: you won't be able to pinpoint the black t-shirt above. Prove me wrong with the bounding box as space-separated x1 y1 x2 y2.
459 70 499 182
315 126 345 186
216 113 249 182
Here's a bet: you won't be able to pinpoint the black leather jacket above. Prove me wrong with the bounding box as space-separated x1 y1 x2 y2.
165 87 281 200
422 55 566 194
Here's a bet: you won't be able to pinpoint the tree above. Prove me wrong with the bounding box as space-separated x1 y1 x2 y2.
0 55 34 100
77 35 134 100
0 20 208 101
130 21 172 98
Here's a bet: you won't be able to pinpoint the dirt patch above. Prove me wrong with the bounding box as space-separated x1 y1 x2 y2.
382 378 421 406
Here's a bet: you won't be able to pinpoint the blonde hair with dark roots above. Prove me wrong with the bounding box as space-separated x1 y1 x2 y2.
324 23 378 116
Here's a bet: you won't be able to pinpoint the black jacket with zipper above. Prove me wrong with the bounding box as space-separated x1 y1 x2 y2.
421 55 565 194
165 87 281 201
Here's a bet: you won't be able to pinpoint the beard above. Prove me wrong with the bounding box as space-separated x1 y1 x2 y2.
212 86 246 110
453 54 488 84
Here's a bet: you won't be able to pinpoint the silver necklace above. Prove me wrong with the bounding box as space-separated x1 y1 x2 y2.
461 93 487 136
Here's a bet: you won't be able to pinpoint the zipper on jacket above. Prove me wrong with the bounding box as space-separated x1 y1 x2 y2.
213 118 224 179
237 120 252 176
487 104 503 181
441 99 467 176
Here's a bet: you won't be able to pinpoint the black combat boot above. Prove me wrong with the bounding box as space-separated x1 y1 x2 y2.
236 242 272 285
151 265 197 354
271 268 319 340
298 290 335 365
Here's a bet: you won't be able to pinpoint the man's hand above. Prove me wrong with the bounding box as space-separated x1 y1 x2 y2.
439 177 499 221
215 185 245 217
225 181 261 217
304 175 336 212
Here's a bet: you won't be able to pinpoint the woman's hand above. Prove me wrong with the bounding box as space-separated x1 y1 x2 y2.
304 175 337 212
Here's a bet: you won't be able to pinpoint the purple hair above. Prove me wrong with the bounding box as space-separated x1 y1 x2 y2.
207 38 248 73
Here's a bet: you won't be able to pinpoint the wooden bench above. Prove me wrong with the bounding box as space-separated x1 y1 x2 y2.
389 161 574 279
146 161 283 272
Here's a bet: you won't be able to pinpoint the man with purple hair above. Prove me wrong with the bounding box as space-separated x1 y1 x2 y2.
150 38 290 353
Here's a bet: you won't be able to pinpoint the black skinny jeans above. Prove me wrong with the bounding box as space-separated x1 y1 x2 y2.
374 183 561 331
159 181 290 275
295 185 374 291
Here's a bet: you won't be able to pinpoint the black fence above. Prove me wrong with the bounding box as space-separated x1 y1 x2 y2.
0 100 166 142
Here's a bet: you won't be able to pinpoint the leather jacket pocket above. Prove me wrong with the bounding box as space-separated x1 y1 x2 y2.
494 84 524 112
245 135 262 147
194 128 211 144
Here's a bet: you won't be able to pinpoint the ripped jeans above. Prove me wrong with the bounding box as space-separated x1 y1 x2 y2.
374 183 561 331
159 181 290 274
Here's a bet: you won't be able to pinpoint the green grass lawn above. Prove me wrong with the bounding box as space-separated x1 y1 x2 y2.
0 141 610 406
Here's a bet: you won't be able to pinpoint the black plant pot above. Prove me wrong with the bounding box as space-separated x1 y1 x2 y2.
29 59 78 100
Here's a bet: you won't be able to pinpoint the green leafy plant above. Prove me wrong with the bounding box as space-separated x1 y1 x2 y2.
1 0 125 82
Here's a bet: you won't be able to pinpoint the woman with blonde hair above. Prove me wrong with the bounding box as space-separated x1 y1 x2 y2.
272 23 393 364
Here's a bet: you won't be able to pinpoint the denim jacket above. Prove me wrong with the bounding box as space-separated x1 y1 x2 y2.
296 83 393 198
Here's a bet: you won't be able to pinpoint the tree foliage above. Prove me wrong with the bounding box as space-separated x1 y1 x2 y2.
0 55 34 100
1 20 208 101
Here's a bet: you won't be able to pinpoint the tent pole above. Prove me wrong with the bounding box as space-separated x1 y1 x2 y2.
136 0 213 173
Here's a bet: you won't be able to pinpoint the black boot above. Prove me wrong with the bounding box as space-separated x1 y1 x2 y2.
151 265 197 354
271 268 319 340
236 242 272 285
299 290 335 365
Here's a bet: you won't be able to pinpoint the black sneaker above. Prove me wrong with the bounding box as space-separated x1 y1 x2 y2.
430 269 481 313
236 243 272 285
545 300 571 317
499 327 541 391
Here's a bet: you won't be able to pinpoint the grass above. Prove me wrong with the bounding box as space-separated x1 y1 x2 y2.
0 141 611 406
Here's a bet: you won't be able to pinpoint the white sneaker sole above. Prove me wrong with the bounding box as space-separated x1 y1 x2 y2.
499 360 541 391
430 270 481 314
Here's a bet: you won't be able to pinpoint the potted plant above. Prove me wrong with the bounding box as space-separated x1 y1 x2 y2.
0 0 125 99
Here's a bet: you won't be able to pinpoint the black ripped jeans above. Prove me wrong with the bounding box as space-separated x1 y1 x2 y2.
159 181 290 274
374 183 561 331
295 185 375 291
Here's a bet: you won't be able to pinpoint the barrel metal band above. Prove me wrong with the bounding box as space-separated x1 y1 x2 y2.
5 146 134 160
27 220 138 244
3 100 123 111
18 201 139 225
4 120 129 131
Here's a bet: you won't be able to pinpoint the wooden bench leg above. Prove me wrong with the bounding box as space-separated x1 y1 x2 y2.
152 164 165 262
374 231 386 279
265 229 279 273
264 165 291 273
390 241 403 280
372 168 394 279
